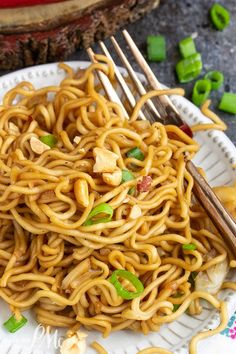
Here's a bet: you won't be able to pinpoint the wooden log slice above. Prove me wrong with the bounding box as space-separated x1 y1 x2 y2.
0 0 64 8
0 0 160 70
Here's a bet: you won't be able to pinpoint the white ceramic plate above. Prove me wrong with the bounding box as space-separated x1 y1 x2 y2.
0 62 235 354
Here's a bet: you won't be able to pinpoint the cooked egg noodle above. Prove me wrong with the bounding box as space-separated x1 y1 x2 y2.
0 59 235 354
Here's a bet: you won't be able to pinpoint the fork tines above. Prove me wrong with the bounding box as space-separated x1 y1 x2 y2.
87 47 129 119
87 38 161 123
86 31 236 256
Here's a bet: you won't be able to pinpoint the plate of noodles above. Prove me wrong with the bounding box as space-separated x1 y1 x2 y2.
0 60 235 354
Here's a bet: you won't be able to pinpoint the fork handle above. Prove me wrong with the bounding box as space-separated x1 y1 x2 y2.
186 160 236 256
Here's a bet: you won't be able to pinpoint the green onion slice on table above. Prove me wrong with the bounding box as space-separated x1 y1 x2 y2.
210 3 230 31
182 243 197 251
176 53 202 83
179 36 197 59
192 79 211 106
39 134 57 148
3 315 27 333
218 92 236 114
204 71 224 90
83 203 113 226
109 269 144 300
147 35 166 62
126 147 145 161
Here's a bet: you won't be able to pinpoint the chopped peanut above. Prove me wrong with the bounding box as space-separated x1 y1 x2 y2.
73 136 81 144
129 205 142 219
93 147 119 173
30 137 50 154
74 179 89 208
8 122 20 135
102 169 122 186
60 331 87 354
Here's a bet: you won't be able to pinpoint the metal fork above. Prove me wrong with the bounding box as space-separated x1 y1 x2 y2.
87 30 236 256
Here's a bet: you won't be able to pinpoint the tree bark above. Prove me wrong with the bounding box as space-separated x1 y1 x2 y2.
0 0 160 70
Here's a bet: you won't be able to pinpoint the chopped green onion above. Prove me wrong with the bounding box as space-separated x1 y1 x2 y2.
83 203 113 226
218 92 236 114
204 71 224 90
192 79 211 107
147 35 166 62
173 304 180 312
126 147 145 161
173 292 183 298
121 170 135 195
121 170 135 183
3 315 27 333
182 243 197 251
188 271 197 287
176 53 202 83
179 36 196 59
109 269 144 300
210 3 230 31
39 134 57 148
128 186 136 196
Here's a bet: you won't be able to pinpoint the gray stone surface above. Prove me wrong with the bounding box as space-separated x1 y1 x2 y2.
69 0 236 146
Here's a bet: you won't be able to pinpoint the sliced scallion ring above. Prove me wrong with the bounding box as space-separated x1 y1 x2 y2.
147 35 166 62
188 271 197 287
83 203 113 226
182 243 197 251
179 36 196 59
204 71 224 90
173 304 181 312
109 269 144 300
192 79 211 106
121 170 135 183
173 292 183 298
126 147 144 161
218 92 236 114
210 3 230 31
3 315 27 333
39 134 57 148
128 186 136 196
121 170 136 195
176 53 202 83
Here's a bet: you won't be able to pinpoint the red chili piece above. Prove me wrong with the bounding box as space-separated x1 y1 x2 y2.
137 176 152 193
179 123 193 138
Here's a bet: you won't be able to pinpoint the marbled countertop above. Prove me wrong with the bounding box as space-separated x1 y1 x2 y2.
68 0 236 146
